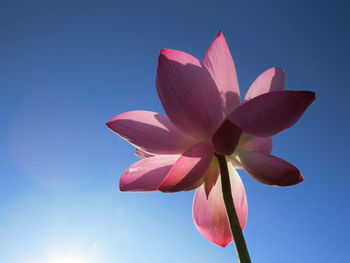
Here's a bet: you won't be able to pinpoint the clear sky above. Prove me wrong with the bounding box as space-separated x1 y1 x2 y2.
1 0 349 262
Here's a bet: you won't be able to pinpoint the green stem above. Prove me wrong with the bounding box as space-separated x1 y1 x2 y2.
216 154 251 263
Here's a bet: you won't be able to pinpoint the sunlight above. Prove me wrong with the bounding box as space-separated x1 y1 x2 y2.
43 238 94 263
50 257 87 263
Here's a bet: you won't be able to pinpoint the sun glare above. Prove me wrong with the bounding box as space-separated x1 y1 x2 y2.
51 258 87 263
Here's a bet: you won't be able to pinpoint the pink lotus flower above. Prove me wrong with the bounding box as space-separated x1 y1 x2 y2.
107 32 315 247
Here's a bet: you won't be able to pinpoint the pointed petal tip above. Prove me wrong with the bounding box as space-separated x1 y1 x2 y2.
106 115 119 129
301 90 316 105
272 67 285 75
119 166 138 192
273 67 285 72
106 118 117 129
106 112 128 128
159 49 177 60
297 173 304 184
159 48 184 59
119 172 128 192
309 91 316 100
260 67 285 77
216 30 223 38
159 48 169 55
216 240 231 248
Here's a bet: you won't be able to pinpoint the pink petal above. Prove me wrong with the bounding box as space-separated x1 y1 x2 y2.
156 49 224 139
120 155 180 192
193 167 248 247
202 31 240 115
229 91 315 137
158 142 214 192
245 67 285 100
107 111 194 155
238 150 303 186
238 134 272 154
212 120 241 155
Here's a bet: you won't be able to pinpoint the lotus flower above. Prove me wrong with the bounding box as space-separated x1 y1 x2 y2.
107 32 315 247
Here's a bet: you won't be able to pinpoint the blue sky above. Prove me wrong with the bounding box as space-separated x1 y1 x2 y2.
1 0 349 262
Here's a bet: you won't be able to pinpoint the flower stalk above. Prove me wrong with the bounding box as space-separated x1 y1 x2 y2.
216 154 251 263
